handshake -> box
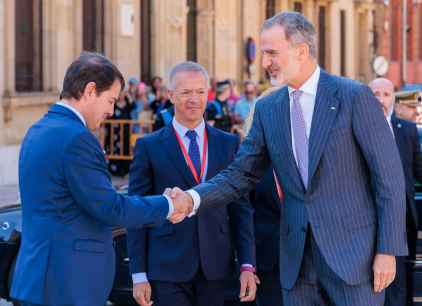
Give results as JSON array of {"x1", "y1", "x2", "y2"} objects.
[{"x1": 163, "y1": 187, "x2": 195, "y2": 224}]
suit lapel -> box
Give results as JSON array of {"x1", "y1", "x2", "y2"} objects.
[
  {"x1": 160, "y1": 125, "x2": 197, "y2": 186},
  {"x1": 391, "y1": 115, "x2": 406, "y2": 160},
  {"x1": 205, "y1": 126, "x2": 220, "y2": 180},
  {"x1": 308, "y1": 71, "x2": 340, "y2": 185}
]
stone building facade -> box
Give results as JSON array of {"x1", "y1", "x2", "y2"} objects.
[{"x1": 0, "y1": 0, "x2": 376, "y2": 184}]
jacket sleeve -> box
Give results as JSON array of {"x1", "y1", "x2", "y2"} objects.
[
  {"x1": 63, "y1": 131, "x2": 169, "y2": 228},
  {"x1": 126, "y1": 138, "x2": 155, "y2": 275},
  {"x1": 352, "y1": 85, "x2": 407, "y2": 256},
  {"x1": 227, "y1": 137, "x2": 256, "y2": 267},
  {"x1": 411, "y1": 124, "x2": 422, "y2": 183}
]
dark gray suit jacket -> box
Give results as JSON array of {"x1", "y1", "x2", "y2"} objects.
[{"x1": 194, "y1": 70, "x2": 408, "y2": 289}]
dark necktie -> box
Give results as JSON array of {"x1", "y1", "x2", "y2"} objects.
[{"x1": 185, "y1": 130, "x2": 201, "y2": 177}]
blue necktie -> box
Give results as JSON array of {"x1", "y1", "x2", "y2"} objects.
[
  {"x1": 291, "y1": 90, "x2": 309, "y2": 187},
  {"x1": 185, "y1": 130, "x2": 201, "y2": 178}
]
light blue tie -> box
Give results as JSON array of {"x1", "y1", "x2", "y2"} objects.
[{"x1": 291, "y1": 90, "x2": 309, "y2": 187}]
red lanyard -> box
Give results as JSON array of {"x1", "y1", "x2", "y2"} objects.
[
  {"x1": 273, "y1": 170, "x2": 284, "y2": 202},
  {"x1": 174, "y1": 128, "x2": 208, "y2": 184}
]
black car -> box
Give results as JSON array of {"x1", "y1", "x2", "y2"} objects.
[{"x1": 2, "y1": 189, "x2": 422, "y2": 306}]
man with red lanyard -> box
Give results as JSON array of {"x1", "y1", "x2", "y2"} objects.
[{"x1": 126, "y1": 61, "x2": 257, "y2": 306}]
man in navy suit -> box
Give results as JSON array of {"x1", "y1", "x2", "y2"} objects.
[
  {"x1": 11, "y1": 52, "x2": 192, "y2": 306},
  {"x1": 370, "y1": 78, "x2": 422, "y2": 306},
  {"x1": 126, "y1": 61, "x2": 257, "y2": 306},
  {"x1": 169, "y1": 12, "x2": 408, "y2": 306}
]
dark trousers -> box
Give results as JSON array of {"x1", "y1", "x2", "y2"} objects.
[
  {"x1": 256, "y1": 269, "x2": 283, "y2": 306},
  {"x1": 150, "y1": 269, "x2": 225, "y2": 306},
  {"x1": 283, "y1": 228, "x2": 385, "y2": 306},
  {"x1": 385, "y1": 256, "x2": 414, "y2": 306}
]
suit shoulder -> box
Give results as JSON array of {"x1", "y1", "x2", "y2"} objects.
[
  {"x1": 209, "y1": 126, "x2": 239, "y2": 144},
  {"x1": 135, "y1": 127, "x2": 164, "y2": 146}
]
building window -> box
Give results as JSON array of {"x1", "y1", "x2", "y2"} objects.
[
  {"x1": 340, "y1": 10, "x2": 346, "y2": 76},
  {"x1": 15, "y1": 0, "x2": 43, "y2": 92},
  {"x1": 266, "y1": 0, "x2": 276, "y2": 19},
  {"x1": 318, "y1": 6, "x2": 326, "y2": 69},
  {"x1": 83, "y1": 0, "x2": 104, "y2": 53},
  {"x1": 293, "y1": 2, "x2": 303, "y2": 13},
  {"x1": 187, "y1": 0, "x2": 197, "y2": 61},
  {"x1": 140, "y1": 0, "x2": 152, "y2": 83}
]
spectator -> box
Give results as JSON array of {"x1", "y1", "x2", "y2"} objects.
[
  {"x1": 208, "y1": 77, "x2": 217, "y2": 101},
  {"x1": 148, "y1": 76, "x2": 163, "y2": 103},
  {"x1": 131, "y1": 82, "x2": 150, "y2": 133},
  {"x1": 108, "y1": 91, "x2": 133, "y2": 177},
  {"x1": 127, "y1": 77, "x2": 139, "y2": 103},
  {"x1": 228, "y1": 79, "x2": 240, "y2": 112},
  {"x1": 234, "y1": 81, "x2": 257, "y2": 126},
  {"x1": 150, "y1": 85, "x2": 172, "y2": 115},
  {"x1": 206, "y1": 79, "x2": 233, "y2": 132}
]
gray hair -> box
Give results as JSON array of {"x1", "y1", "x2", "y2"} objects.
[
  {"x1": 167, "y1": 61, "x2": 210, "y2": 90},
  {"x1": 262, "y1": 11, "x2": 317, "y2": 58}
]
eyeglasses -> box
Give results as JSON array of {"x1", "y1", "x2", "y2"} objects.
[{"x1": 176, "y1": 89, "x2": 208, "y2": 99}]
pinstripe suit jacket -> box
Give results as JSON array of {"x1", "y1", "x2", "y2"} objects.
[{"x1": 194, "y1": 70, "x2": 408, "y2": 289}]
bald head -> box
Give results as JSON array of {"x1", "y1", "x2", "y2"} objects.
[{"x1": 369, "y1": 78, "x2": 395, "y2": 117}]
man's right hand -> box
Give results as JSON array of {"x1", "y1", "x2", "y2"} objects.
[
  {"x1": 133, "y1": 281, "x2": 153, "y2": 306},
  {"x1": 164, "y1": 187, "x2": 194, "y2": 223}
]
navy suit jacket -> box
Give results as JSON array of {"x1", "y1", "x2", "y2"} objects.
[
  {"x1": 11, "y1": 104, "x2": 169, "y2": 306},
  {"x1": 391, "y1": 115, "x2": 422, "y2": 253},
  {"x1": 194, "y1": 70, "x2": 407, "y2": 289},
  {"x1": 126, "y1": 124, "x2": 255, "y2": 282},
  {"x1": 250, "y1": 168, "x2": 281, "y2": 272}
]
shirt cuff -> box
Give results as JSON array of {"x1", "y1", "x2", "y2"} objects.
[
  {"x1": 163, "y1": 194, "x2": 174, "y2": 219},
  {"x1": 186, "y1": 189, "x2": 201, "y2": 217},
  {"x1": 132, "y1": 272, "x2": 148, "y2": 284}
]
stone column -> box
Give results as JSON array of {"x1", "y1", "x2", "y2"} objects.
[
  {"x1": 197, "y1": 0, "x2": 215, "y2": 76},
  {"x1": 0, "y1": 0, "x2": 5, "y2": 144},
  {"x1": 151, "y1": 0, "x2": 187, "y2": 80},
  {"x1": 4, "y1": 0, "x2": 15, "y2": 97}
]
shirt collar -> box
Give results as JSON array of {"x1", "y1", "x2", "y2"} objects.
[
  {"x1": 288, "y1": 65, "x2": 321, "y2": 97},
  {"x1": 56, "y1": 101, "x2": 87, "y2": 127},
  {"x1": 172, "y1": 117, "x2": 205, "y2": 140}
]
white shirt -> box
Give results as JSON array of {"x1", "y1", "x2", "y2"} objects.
[
  {"x1": 56, "y1": 101, "x2": 87, "y2": 126},
  {"x1": 187, "y1": 66, "x2": 321, "y2": 222},
  {"x1": 288, "y1": 66, "x2": 320, "y2": 165}
]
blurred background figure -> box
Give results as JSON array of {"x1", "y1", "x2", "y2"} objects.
[
  {"x1": 127, "y1": 77, "x2": 140, "y2": 103},
  {"x1": 206, "y1": 79, "x2": 233, "y2": 132},
  {"x1": 208, "y1": 77, "x2": 217, "y2": 102},
  {"x1": 150, "y1": 86, "x2": 173, "y2": 131},
  {"x1": 228, "y1": 79, "x2": 240, "y2": 112},
  {"x1": 131, "y1": 82, "x2": 150, "y2": 134},
  {"x1": 149, "y1": 76, "x2": 164, "y2": 104},
  {"x1": 369, "y1": 77, "x2": 422, "y2": 306},
  {"x1": 234, "y1": 81, "x2": 257, "y2": 129},
  {"x1": 107, "y1": 91, "x2": 133, "y2": 177}
]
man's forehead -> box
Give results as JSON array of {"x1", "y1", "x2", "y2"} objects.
[{"x1": 369, "y1": 79, "x2": 394, "y2": 92}]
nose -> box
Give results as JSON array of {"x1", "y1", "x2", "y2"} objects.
[{"x1": 262, "y1": 54, "x2": 271, "y2": 69}]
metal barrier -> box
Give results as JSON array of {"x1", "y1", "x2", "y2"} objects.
[{"x1": 99, "y1": 119, "x2": 154, "y2": 160}]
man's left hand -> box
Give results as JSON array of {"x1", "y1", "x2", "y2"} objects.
[
  {"x1": 373, "y1": 253, "x2": 396, "y2": 293},
  {"x1": 239, "y1": 271, "x2": 260, "y2": 302}
]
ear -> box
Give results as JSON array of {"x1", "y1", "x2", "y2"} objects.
[
  {"x1": 83, "y1": 82, "x2": 97, "y2": 98},
  {"x1": 168, "y1": 90, "x2": 176, "y2": 105},
  {"x1": 297, "y1": 43, "x2": 310, "y2": 61}
]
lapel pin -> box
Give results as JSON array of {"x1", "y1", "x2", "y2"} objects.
[
  {"x1": 330, "y1": 106, "x2": 336, "y2": 110},
  {"x1": 397, "y1": 123, "x2": 402, "y2": 128}
]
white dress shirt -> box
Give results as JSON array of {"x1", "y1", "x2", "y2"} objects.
[
  {"x1": 187, "y1": 66, "x2": 321, "y2": 213},
  {"x1": 288, "y1": 66, "x2": 320, "y2": 165}
]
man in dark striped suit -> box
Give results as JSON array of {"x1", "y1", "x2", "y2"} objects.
[
  {"x1": 168, "y1": 11, "x2": 408, "y2": 306},
  {"x1": 370, "y1": 78, "x2": 422, "y2": 306}
]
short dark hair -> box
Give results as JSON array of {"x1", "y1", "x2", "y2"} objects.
[{"x1": 60, "y1": 52, "x2": 125, "y2": 100}]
